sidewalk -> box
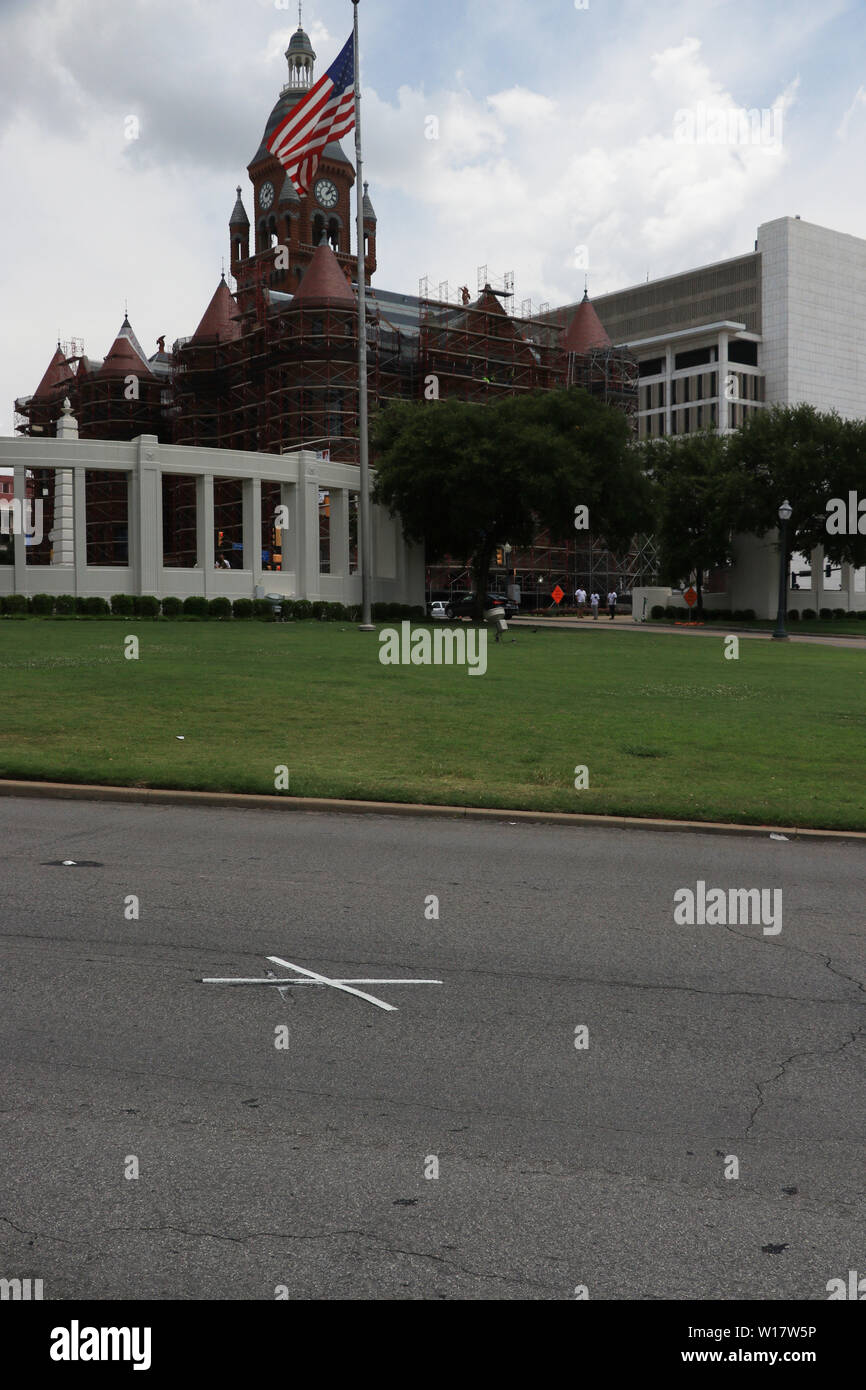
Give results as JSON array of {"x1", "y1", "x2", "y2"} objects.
[{"x1": 511, "y1": 614, "x2": 866, "y2": 650}]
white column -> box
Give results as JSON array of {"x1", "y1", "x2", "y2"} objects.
[
  {"x1": 329, "y1": 487, "x2": 349, "y2": 577},
  {"x1": 13, "y1": 465, "x2": 27, "y2": 590},
  {"x1": 135, "y1": 437, "x2": 161, "y2": 596},
  {"x1": 664, "y1": 344, "x2": 673, "y2": 435},
  {"x1": 73, "y1": 466, "x2": 87, "y2": 593},
  {"x1": 244, "y1": 478, "x2": 261, "y2": 587},
  {"x1": 52, "y1": 470, "x2": 74, "y2": 566},
  {"x1": 841, "y1": 561, "x2": 855, "y2": 611},
  {"x1": 718, "y1": 332, "x2": 729, "y2": 432},
  {"x1": 297, "y1": 456, "x2": 320, "y2": 599},
  {"x1": 279, "y1": 481, "x2": 294, "y2": 579},
  {"x1": 197, "y1": 474, "x2": 214, "y2": 596}
]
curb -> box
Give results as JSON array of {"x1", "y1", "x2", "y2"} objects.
[{"x1": 1, "y1": 778, "x2": 864, "y2": 843}]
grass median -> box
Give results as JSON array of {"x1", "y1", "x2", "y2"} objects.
[{"x1": 1, "y1": 617, "x2": 864, "y2": 829}]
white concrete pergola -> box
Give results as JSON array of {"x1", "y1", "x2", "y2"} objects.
[{"x1": 0, "y1": 404, "x2": 423, "y2": 605}]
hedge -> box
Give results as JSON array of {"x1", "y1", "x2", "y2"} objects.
[
  {"x1": 135, "y1": 595, "x2": 161, "y2": 619},
  {"x1": 30, "y1": 593, "x2": 54, "y2": 615},
  {"x1": 182, "y1": 596, "x2": 209, "y2": 619},
  {"x1": 161, "y1": 596, "x2": 182, "y2": 617},
  {"x1": 111, "y1": 594, "x2": 134, "y2": 616},
  {"x1": 208, "y1": 597, "x2": 232, "y2": 619},
  {"x1": 232, "y1": 598, "x2": 253, "y2": 619}
]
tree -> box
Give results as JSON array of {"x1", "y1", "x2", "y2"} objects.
[
  {"x1": 642, "y1": 430, "x2": 736, "y2": 615},
  {"x1": 372, "y1": 389, "x2": 650, "y2": 618},
  {"x1": 727, "y1": 405, "x2": 866, "y2": 568}
]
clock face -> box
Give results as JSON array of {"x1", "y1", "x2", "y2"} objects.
[
  {"x1": 259, "y1": 181, "x2": 275, "y2": 210},
  {"x1": 314, "y1": 178, "x2": 338, "y2": 209}
]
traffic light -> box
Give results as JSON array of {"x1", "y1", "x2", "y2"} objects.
[{"x1": 495, "y1": 547, "x2": 504, "y2": 566}]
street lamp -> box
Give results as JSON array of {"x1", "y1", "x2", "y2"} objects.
[{"x1": 772, "y1": 500, "x2": 793, "y2": 641}]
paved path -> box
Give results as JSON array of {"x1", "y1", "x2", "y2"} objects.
[
  {"x1": 1, "y1": 796, "x2": 863, "y2": 1299},
  {"x1": 513, "y1": 615, "x2": 866, "y2": 649}
]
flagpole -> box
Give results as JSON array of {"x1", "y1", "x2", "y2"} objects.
[{"x1": 352, "y1": 0, "x2": 374, "y2": 630}]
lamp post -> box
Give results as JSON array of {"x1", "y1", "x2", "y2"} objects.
[{"x1": 772, "y1": 500, "x2": 792, "y2": 640}]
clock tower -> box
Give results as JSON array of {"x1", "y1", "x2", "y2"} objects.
[{"x1": 234, "y1": 16, "x2": 376, "y2": 303}]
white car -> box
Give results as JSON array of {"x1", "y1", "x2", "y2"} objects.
[{"x1": 428, "y1": 600, "x2": 449, "y2": 620}]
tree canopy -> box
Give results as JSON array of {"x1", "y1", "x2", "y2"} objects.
[{"x1": 372, "y1": 388, "x2": 651, "y2": 615}]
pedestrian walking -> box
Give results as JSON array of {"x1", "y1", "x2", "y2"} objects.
[
  {"x1": 607, "y1": 589, "x2": 618, "y2": 620},
  {"x1": 575, "y1": 586, "x2": 586, "y2": 618},
  {"x1": 590, "y1": 592, "x2": 599, "y2": 620}
]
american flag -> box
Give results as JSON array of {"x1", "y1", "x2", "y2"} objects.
[{"x1": 268, "y1": 33, "x2": 356, "y2": 197}]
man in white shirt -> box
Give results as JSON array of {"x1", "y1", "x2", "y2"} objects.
[
  {"x1": 590, "y1": 592, "x2": 600, "y2": 619},
  {"x1": 607, "y1": 590, "x2": 618, "y2": 620},
  {"x1": 575, "y1": 586, "x2": 586, "y2": 618}
]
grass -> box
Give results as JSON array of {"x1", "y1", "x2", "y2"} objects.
[{"x1": 1, "y1": 617, "x2": 865, "y2": 830}]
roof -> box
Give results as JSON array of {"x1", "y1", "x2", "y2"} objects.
[
  {"x1": 362, "y1": 181, "x2": 377, "y2": 222},
  {"x1": 287, "y1": 26, "x2": 315, "y2": 55},
  {"x1": 99, "y1": 316, "x2": 154, "y2": 377},
  {"x1": 279, "y1": 173, "x2": 300, "y2": 205},
  {"x1": 229, "y1": 186, "x2": 250, "y2": 227},
  {"x1": 292, "y1": 241, "x2": 356, "y2": 307},
  {"x1": 192, "y1": 276, "x2": 242, "y2": 343},
  {"x1": 562, "y1": 292, "x2": 611, "y2": 353},
  {"x1": 33, "y1": 345, "x2": 75, "y2": 399}
]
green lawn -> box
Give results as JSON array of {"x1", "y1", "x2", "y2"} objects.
[{"x1": 1, "y1": 617, "x2": 864, "y2": 829}]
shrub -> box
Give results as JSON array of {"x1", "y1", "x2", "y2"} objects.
[
  {"x1": 292, "y1": 599, "x2": 313, "y2": 620},
  {"x1": 325, "y1": 602, "x2": 346, "y2": 621},
  {"x1": 843, "y1": 609, "x2": 859, "y2": 620},
  {"x1": 801, "y1": 608, "x2": 816, "y2": 620},
  {"x1": 819, "y1": 607, "x2": 833, "y2": 620},
  {"x1": 832, "y1": 607, "x2": 846, "y2": 620},
  {"x1": 135, "y1": 595, "x2": 161, "y2": 619},
  {"x1": 182, "y1": 596, "x2": 209, "y2": 619},
  {"x1": 84, "y1": 596, "x2": 110, "y2": 616},
  {"x1": 232, "y1": 598, "x2": 253, "y2": 620},
  {"x1": 311, "y1": 601, "x2": 329, "y2": 621},
  {"x1": 857, "y1": 609, "x2": 866, "y2": 621},
  {"x1": 253, "y1": 598, "x2": 273, "y2": 620},
  {"x1": 409, "y1": 605, "x2": 425, "y2": 621},
  {"x1": 110, "y1": 593, "x2": 134, "y2": 616},
  {"x1": 663, "y1": 605, "x2": 678, "y2": 621},
  {"x1": 54, "y1": 594, "x2": 76, "y2": 615},
  {"x1": 161, "y1": 596, "x2": 182, "y2": 617},
  {"x1": 786, "y1": 609, "x2": 800, "y2": 622},
  {"x1": 651, "y1": 605, "x2": 666, "y2": 620},
  {"x1": 30, "y1": 593, "x2": 54, "y2": 615},
  {"x1": 75, "y1": 596, "x2": 88, "y2": 614},
  {"x1": 741, "y1": 609, "x2": 756, "y2": 621},
  {"x1": 2, "y1": 593, "x2": 28, "y2": 615},
  {"x1": 208, "y1": 596, "x2": 232, "y2": 620}
]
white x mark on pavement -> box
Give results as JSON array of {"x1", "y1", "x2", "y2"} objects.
[{"x1": 201, "y1": 955, "x2": 443, "y2": 1012}]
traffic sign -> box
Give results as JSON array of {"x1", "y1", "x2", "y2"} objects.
[
  {"x1": 684, "y1": 586, "x2": 698, "y2": 608},
  {"x1": 552, "y1": 585, "x2": 564, "y2": 605}
]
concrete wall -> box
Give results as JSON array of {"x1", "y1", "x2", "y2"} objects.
[
  {"x1": 0, "y1": 427, "x2": 424, "y2": 608},
  {"x1": 635, "y1": 534, "x2": 866, "y2": 620},
  {"x1": 758, "y1": 216, "x2": 866, "y2": 418}
]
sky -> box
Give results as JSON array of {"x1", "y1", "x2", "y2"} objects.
[{"x1": 1, "y1": 0, "x2": 865, "y2": 434}]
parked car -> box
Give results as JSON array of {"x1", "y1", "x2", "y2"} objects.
[
  {"x1": 427, "y1": 600, "x2": 449, "y2": 620},
  {"x1": 446, "y1": 591, "x2": 520, "y2": 619}
]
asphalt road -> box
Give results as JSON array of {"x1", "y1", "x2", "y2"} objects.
[{"x1": 1, "y1": 796, "x2": 864, "y2": 1301}]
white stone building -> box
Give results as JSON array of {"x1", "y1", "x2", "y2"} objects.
[{"x1": 558, "y1": 216, "x2": 866, "y2": 618}]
